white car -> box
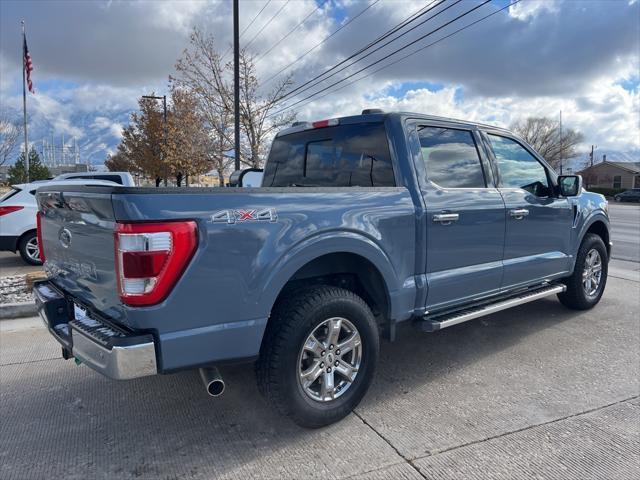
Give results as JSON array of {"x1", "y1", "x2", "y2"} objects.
[
  {"x1": 53, "y1": 171, "x2": 135, "y2": 186},
  {"x1": 0, "y1": 178, "x2": 121, "y2": 265}
]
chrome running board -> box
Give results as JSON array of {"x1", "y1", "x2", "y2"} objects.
[{"x1": 418, "y1": 284, "x2": 566, "y2": 332}]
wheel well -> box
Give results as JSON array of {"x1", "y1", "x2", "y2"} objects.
[
  {"x1": 273, "y1": 252, "x2": 390, "y2": 323},
  {"x1": 17, "y1": 229, "x2": 37, "y2": 249},
  {"x1": 585, "y1": 221, "x2": 610, "y2": 257}
]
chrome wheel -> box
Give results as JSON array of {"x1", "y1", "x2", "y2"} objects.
[
  {"x1": 297, "y1": 317, "x2": 362, "y2": 402},
  {"x1": 582, "y1": 248, "x2": 602, "y2": 297},
  {"x1": 25, "y1": 236, "x2": 40, "y2": 262}
]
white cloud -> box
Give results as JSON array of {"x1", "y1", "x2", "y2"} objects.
[
  {"x1": 509, "y1": 0, "x2": 561, "y2": 21},
  {"x1": 0, "y1": 0, "x2": 638, "y2": 166}
]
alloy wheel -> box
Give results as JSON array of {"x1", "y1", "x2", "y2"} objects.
[
  {"x1": 297, "y1": 317, "x2": 362, "y2": 402},
  {"x1": 582, "y1": 248, "x2": 602, "y2": 297}
]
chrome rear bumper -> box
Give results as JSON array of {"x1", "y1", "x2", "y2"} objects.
[{"x1": 34, "y1": 280, "x2": 157, "y2": 380}]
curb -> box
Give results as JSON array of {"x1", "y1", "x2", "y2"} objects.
[{"x1": 0, "y1": 302, "x2": 37, "y2": 320}]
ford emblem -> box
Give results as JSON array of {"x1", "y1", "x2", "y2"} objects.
[{"x1": 59, "y1": 228, "x2": 72, "y2": 249}]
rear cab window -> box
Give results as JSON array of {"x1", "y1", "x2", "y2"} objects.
[{"x1": 262, "y1": 123, "x2": 395, "y2": 187}]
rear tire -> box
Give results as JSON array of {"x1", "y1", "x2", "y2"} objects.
[
  {"x1": 558, "y1": 233, "x2": 607, "y2": 310},
  {"x1": 256, "y1": 286, "x2": 379, "y2": 428},
  {"x1": 18, "y1": 231, "x2": 42, "y2": 266}
]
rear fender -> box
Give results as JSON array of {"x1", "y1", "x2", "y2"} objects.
[{"x1": 259, "y1": 231, "x2": 402, "y2": 319}]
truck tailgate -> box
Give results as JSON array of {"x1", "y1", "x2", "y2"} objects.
[{"x1": 37, "y1": 190, "x2": 122, "y2": 320}]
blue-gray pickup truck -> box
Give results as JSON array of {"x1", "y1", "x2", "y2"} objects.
[{"x1": 35, "y1": 110, "x2": 610, "y2": 427}]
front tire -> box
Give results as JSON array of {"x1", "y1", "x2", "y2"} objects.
[
  {"x1": 256, "y1": 286, "x2": 379, "y2": 428},
  {"x1": 18, "y1": 231, "x2": 42, "y2": 266},
  {"x1": 558, "y1": 233, "x2": 608, "y2": 310}
]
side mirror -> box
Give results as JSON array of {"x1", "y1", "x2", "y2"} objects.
[
  {"x1": 558, "y1": 175, "x2": 582, "y2": 197},
  {"x1": 228, "y1": 168, "x2": 264, "y2": 187}
]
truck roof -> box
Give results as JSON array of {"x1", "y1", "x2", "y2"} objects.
[{"x1": 277, "y1": 110, "x2": 512, "y2": 137}]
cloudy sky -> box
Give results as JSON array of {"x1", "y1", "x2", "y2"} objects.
[{"x1": 1, "y1": 0, "x2": 638, "y2": 168}]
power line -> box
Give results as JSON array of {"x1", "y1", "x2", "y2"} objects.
[
  {"x1": 222, "y1": 0, "x2": 273, "y2": 61},
  {"x1": 256, "y1": 0, "x2": 329, "y2": 62},
  {"x1": 244, "y1": 0, "x2": 291, "y2": 50},
  {"x1": 241, "y1": 0, "x2": 273, "y2": 39},
  {"x1": 271, "y1": 0, "x2": 522, "y2": 118},
  {"x1": 269, "y1": 0, "x2": 495, "y2": 117},
  {"x1": 263, "y1": 0, "x2": 382, "y2": 85},
  {"x1": 277, "y1": 0, "x2": 455, "y2": 104}
]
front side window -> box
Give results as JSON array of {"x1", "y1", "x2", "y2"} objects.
[
  {"x1": 417, "y1": 126, "x2": 486, "y2": 188},
  {"x1": 262, "y1": 123, "x2": 395, "y2": 187},
  {"x1": 488, "y1": 134, "x2": 550, "y2": 196},
  {"x1": 613, "y1": 175, "x2": 622, "y2": 189}
]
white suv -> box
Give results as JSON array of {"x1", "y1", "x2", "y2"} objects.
[{"x1": 0, "y1": 178, "x2": 120, "y2": 265}]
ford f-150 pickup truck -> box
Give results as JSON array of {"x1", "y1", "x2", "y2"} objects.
[{"x1": 35, "y1": 111, "x2": 610, "y2": 427}]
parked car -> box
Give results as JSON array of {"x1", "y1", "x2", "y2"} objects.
[
  {"x1": 53, "y1": 171, "x2": 135, "y2": 186},
  {"x1": 613, "y1": 188, "x2": 640, "y2": 202},
  {"x1": 35, "y1": 111, "x2": 610, "y2": 427},
  {"x1": 0, "y1": 178, "x2": 122, "y2": 265}
]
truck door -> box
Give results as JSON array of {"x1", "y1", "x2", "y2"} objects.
[
  {"x1": 415, "y1": 124, "x2": 506, "y2": 310},
  {"x1": 483, "y1": 132, "x2": 573, "y2": 288}
]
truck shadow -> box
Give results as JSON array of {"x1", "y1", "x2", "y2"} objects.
[{"x1": 4, "y1": 296, "x2": 612, "y2": 479}]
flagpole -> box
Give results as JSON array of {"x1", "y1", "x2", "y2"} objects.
[{"x1": 21, "y1": 20, "x2": 29, "y2": 182}]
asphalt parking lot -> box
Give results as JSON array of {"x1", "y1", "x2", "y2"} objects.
[{"x1": 1, "y1": 203, "x2": 639, "y2": 479}]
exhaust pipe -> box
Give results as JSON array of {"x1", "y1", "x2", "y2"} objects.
[{"x1": 199, "y1": 367, "x2": 225, "y2": 397}]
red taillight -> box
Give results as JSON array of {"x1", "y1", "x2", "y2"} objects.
[
  {"x1": 36, "y1": 211, "x2": 45, "y2": 262},
  {"x1": 114, "y1": 221, "x2": 198, "y2": 306},
  {"x1": 0, "y1": 206, "x2": 23, "y2": 216},
  {"x1": 312, "y1": 118, "x2": 339, "y2": 128}
]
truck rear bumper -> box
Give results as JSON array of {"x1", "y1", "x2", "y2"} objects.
[{"x1": 34, "y1": 280, "x2": 157, "y2": 380}]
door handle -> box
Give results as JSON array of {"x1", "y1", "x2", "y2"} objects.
[
  {"x1": 509, "y1": 208, "x2": 529, "y2": 219},
  {"x1": 433, "y1": 213, "x2": 459, "y2": 224}
]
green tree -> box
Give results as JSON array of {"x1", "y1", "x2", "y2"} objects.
[{"x1": 8, "y1": 148, "x2": 50, "y2": 183}]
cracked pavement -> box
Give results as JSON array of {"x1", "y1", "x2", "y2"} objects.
[{"x1": 1, "y1": 204, "x2": 639, "y2": 479}]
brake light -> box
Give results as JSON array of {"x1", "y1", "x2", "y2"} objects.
[
  {"x1": 312, "y1": 118, "x2": 339, "y2": 128},
  {"x1": 0, "y1": 206, "x2": 23, "y2": 216},
  {"x1": 36, "y1": 212, "x2": 45, "y2": 262},
  {"x1": 114, "y1": 221, "x2": 198, "y2": 306}
]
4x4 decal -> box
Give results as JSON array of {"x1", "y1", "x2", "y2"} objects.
[{"x1": 210, "y1": 208, "x2": 278, "y2": 224}]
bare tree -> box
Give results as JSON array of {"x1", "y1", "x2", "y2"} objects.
[
  {"x1": 511, "y1": 117, "x2": 584, "y2": 170},
  {"x1": 173, "y1": 29, "x2": 234, "y2": 185},
  {"x1": 238, "y1": 50, "x2": 296, "y2": 168},
  {"x1": 173, "y1": 28, "x2": 296, "y2": 179},
  {"x1": 0, "y1": 111, "x2": 21, "y2": 167}
]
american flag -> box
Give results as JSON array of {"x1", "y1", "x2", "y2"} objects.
[{"x1": 23, "y1": 35, "x2": 34, "y2": 94}]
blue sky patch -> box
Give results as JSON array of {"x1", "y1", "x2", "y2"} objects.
[{"x1": 385, "y1": 81, "x2": 445, "y2": 98}]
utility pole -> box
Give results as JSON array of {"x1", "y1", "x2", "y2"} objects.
[
  {"x1": 559, "y1": 110, "x2": 563, "y2": 175},
  {"x1": 233, "y1": 0, "x2": 241, "y2": 172}
]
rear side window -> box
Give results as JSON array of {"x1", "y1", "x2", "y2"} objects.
[
  {"x1": 0, "y1": 188, "x2": 21, "y2": 202},
  {"x1": 417, "y1": 126, "x2": 486, "y2": 188},
  {"x1": 262, "y1": 123, "x2": 395, "y2": 187}
]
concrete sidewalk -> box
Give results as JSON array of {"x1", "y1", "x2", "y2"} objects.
[{"x1": 1, "y1": 275, "x2": 638, "y2": 479}]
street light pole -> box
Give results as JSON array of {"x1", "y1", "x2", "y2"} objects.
[{"x1": 233, "y1": 0, "x2": 241, "y2": 172}]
